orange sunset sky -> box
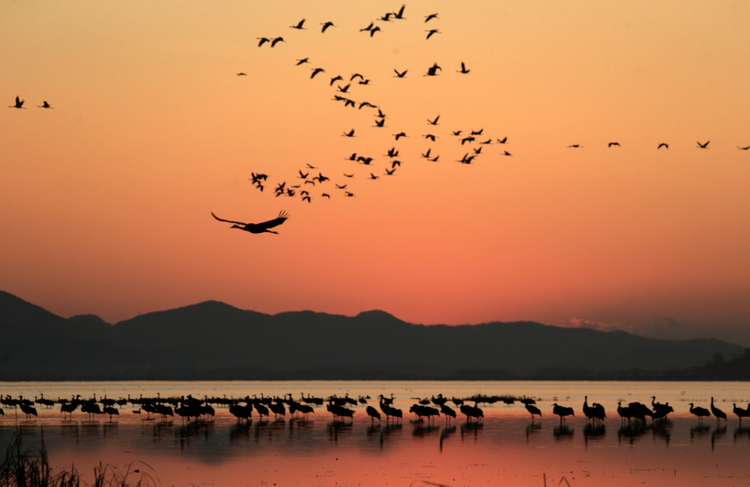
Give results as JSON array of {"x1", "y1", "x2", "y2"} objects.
[{"x1": 2, "y1": 1, "x2": 750, "y2": 345}]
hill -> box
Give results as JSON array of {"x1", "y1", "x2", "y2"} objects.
[{"x1": 0, "y1": 290, "x2": 745, "y2": 380}]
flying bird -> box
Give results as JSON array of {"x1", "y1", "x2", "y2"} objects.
[
  {"x1": 658, "y1": 143, "x2": 669, "y2": 149},
  {"x1": 343, "y1": 173, "x2": 354, "y2": 178},
  {"x1": 738, "y1": 145, "x2": 750, "y2": 150},
  {"x1": 423, "y1": 134, "x2": 437, "y2": 141},
  {"x1": 425, "y1": 29, "x2": 441, "y2": 39},
  {"x1": 342, "y1": 129, "x2": 356, "y2": 137},
  {"x1": 360, "y1": 22, "x2": 374, "y2": 32},
  {"x1": 393, "y1": 132, "x2": 407, "y2": 140},
  {"x1": 320, "y1": 21, "x2": 335, "y2": 33},
  {"x1": 393, "y1": 4, "x2": 406, "y2": 19},
  {"x1": 425, "y1": 63, "x2": 442, "y2": 76},
  {"x1": 374, "y1": 118, "x2": 385, "y2": 127},
  {"x1": 497, "y1": 137, "x2": 507, "y2": 144},
  {"x1": 427, "y1": 115, "x2": 440, "y2": 125},
  {"x1": 296, "y1": 58, "x2": 309, "y2": 66},
  {"x1": 608, "y1": 142, "x2": 620, "y2": 147},
  {"x1": 271, "y1": 37, "x2": 284, "y2": 47},
  {"x1": 211, "y1": 211, "x2": 290, "y2": 234},
  {"x1": 394, "y1": 69, "x2": 408, "y2": 78},
  {"x1": 568, "y1": 144, "x2": 581, "y2": 148},
  {"x1": 9, "y1": 96, "x2": 24, "y2": 109},
  {"x1": 310, "y1": 67, "x2": 325, "y2": 79},
  {"x1": 38, "y1": 101, "x2": 53, "y2": 109},
  {"x1": 425, "y1": 13, "x2": 439, "y2": 22},
  {"x1": 290, "y1": 19, "x2": 306, "y2": 30},
  {"x1": 236, "y1": 72, "x2": 247, "y2": 76},
  {"x1": 257, "y1": 37, "x2": 270, "y2": 47},
  {"x1": 370, "y1": 26, "x2": 381, "y2": 37},
  {"x1": 369, "y1": 173, "x2": 380, "y2": 180},
  {"x1": 697, "y1": 140, "x2": 710, "y2": 148},
  {"x1": 330, "y1": 75, "x2": 343, "y2": 86},
  {"x1": 457, "y1": 62, "x2": 470, "y2": 74}
]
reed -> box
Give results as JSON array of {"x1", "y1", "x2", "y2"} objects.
[{"x1": 0, "y1": 431, "x2": 156, "y2": 487}]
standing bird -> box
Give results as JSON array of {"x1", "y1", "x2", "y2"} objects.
[
  {"x1": 733, "y1": 403, "x2": 750, "y2": 424},
  {"x1": 552, "y1": 403, "x2": 574, "y2": 424},
  {"x1": 9, "y1": 96, "x2": 25, "y2": 109},
  {"x1": 710, "y1": 397, "x2": 726, "y2": 423},
  {"x1": 689, "y1": 403, "x2": 711, "y2": 424},
  {"x1": 525, "y1": 403, "x2": 542, "y2": 421},
  {"x1": 366, "y1": 406, "x2": 381, "y2": 422},
  {"x1": 211, "y1": 211, "x2": 290, "y2": 234}
]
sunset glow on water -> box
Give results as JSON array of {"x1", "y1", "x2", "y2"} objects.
[{"x1": 2, "y1": 381, "x2": 750, "y2": 486}]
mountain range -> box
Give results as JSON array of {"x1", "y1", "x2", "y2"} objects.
[{"x1": 0, "y1": 290, "x2": 745, "y2": 381}]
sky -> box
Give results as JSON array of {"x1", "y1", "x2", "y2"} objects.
[{"x1": 2, "y1": 0, "x2": 750, "y2": 346}]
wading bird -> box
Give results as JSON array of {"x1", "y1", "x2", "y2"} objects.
[{"x1": 211, "y1": 211, "x2": 290, "y2": 234}]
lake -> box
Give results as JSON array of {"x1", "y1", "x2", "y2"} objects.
[{"x1": 2, "y1": 381, "x2": 750, "y2": 486}]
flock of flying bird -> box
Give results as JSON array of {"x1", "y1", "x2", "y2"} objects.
[
  {"x1": 210, "y1": 4, "x2": 750, "y2": 235},
  {"x1": 3, "y1": 392, "x2": 750, "y2": 430},
  {"x1": 8, "y1": 5, "x2": 749, "y2": 235}
]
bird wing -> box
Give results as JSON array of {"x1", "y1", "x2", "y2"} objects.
[
  {"x1": 258, "y1": 211, "x2": 290, "y2": 229},
  {"x1": 211, "y1": 212, "x2": 248, "y2": 225}
]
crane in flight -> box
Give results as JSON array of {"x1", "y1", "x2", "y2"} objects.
[
  {"x1": 9, "y1": 96, "x2": 24, "y2": 109},
  {"x1": 211, "y1": 211, "x2": 290, "y2": 234}
]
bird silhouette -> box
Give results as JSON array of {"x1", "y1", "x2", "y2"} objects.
[
  {"x1": 426, "y1": 29, "x2": 440, "y2": 39},
  {"x1": 271, "y1": 37, "x2": 284, "y2": 47},
  {"x1": 689, "y1": 403, "x2": 711, "y2": 425},
  {"x1": 298, "y1": 170, "x2": 309, "y2": 179},
  {"x1": 343, "y1": 173, "x2": 354, "y2": 178},
  {"x1": 393, "y1": 132, "x2": 407, "y2": 140},
  {"x1": 290, "y1": 19, "x2": 306, "y2": 30},
  {"x1": 330, "y1": 75, "x2": 343, "y2": 86},
  {"x1": 236, "y1": 72, "x2": 247, "y2": 76},
  {"x1": 457, "y1": 62, "x2": 470, "y2": 74},
  {"x1": 428, "y1": 155, "x2": 440, "y2": 162},
  {"x1": 370, "y1": 26, "x2": 381, "y2": 36},
  {"x1": 425, "y1": 63, "x2": 442, "y2": 76},
  {"x1": 424, "y1": 134, "x2": 437, "y2": 141},
  {"x1": 393, "y1": 4, "x2": 406, "y2": 19},
  {"x1": 568, "y1": 144, "x2": 581, "y2": 148},
  {"x1": 38, "y1": 101, "x2": 53, "y2": 109},
  {"x1": 211, "y1": 211, "x2": 290, "y2": 234},
  {"x1": 9, "y1": 96, "x2": 24, "y2": 109},
  {"x1": 425, "y1": 13, "x2": 439, "y2": 22},
  {"x1": 359, "y1": 101, "x2": 377, "y2": 109},
  {"x1": 366, "y1": 405, "x2": 381, "y2": 422},
  {"x1": 385, "y1": 168, "x2": 396, "y2": 175},
  {"x1": 379, "y1": 13, "x2": 393, "y2": 22},
  {"x1": 310, "y1": 67, "x2": 325, "y2": 79},
  {"x1": 342, "y1": 129, "x2": 355, "y2": 137},
  {"x1": 608, "y1": 142, "x2": 620, "y2": 147},
  {"x1": 739, "y1": 145, "x2": 750, "y2": 150},
  {"x1": 337, "y1": 83, "x2": 351, "y2": 93},
  {"x1": 369, "y1": 173, "x2": 380, "y2": 180},
  {"x1": 658, "y1": 143, "x2": 669, "y2": 149},
  {"x1": 320, "y1": 21, "x2": 335, "y2": 33},
  {"x1": 697, "y1": 140, "x2": 710, "y2": 148},
  {"x1": 257, "y1": 37, "x2": 270, "y2": 47},
  {"x1": 360, "y1": 22, "x2": 374, "y2": 32},
  {"x1": 471, "y1": 128, "x2": 483, "y2": 135},
  {"x1": 710, "y1": 397, "x2": 726, "y2": 423},
  {"x1": 526, "y1": 403, "x2": 542, "y2": 421},
  {"x1": 427, "y1": 115, "x2": 440, "y2": 125},
  {"x1": 296, "y1": 58, "x2": 309, "y2": 66},
  {"x1": 394, "y1": 69, "x2": 408, "y2": 78},
  {"x1": 552, "y1": 403, "x2": 574, "y2": 424},
  {"x1": 497, "y1": 137, "x2": 507, "y2": 143},
  {"x1": 421, "y1": 149, "x2": 432, "y2": 158}
]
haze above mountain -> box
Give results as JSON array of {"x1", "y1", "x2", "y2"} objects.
[{"x1": 0, "y1": 290, "x2": 744, "y2": 381}]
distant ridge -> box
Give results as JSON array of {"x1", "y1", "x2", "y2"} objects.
[{"x1": 0, "y1": 290, "x2": 745, "y2": 381}]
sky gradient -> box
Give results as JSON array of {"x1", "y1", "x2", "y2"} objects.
[{"x1": 2, "y1": 1, "x2": 750, "y2": 345}]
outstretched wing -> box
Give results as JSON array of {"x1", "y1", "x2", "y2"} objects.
[
  {"x1": 211, "y1": 212, "x2": 247, "y2": 225},
  {"x1": 257, "y1": 210, "x2": 290, "y2": 230}
]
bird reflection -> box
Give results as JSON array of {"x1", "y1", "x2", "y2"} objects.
[
  {"x1": 711, "y1": 425, "x2": 727, "y2": 451},
  {"x1": 690, "y1": 424, "x2": 710, "y2": 441},
  {"x1": 525, "y1": 422, "x2": 541, "y2": 442},
  {"x1": 733, "y1": 426, "x2": 750, "y2": 443},
  {"x1": 651, "y1": 419, "x2": 672, "y2": 446},
  {"x1": 439, "y1": 425, "x2": 457, "y2": 451},
  {"x1": 327, "y1": 420, "x2": 353, "y2": 442},
  {"x1": 229, "y1": 421, "x2": 252, "y2": 442},
  {"x1": 460, "y1": 421, "x2": 483, "y2": 441},
  {"x1": 582, "y1": 423, "x2": 605, "y2": 448},
  {"x1": 553, "y1": 425, "x2": 574, "y2": 439},
  {"x1": 412, "y1": 423, "x2": 439, "y2": 438},
  {"x1": 618, "y1": 422, "x2": 648, "y2": 445}
]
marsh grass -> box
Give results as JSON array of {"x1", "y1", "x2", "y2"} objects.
[{"x1": 0, "y1": 430, "x2": 157, "y2": 487}]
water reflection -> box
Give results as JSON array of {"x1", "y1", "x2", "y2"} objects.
[
  {"x1": 553, "y1": 425, "x2": 574, "y2": 439},
  {"x1": 525, "y1": 422, "x2": 541, "y2": 442},
  {"x1": 460, "y1": 421, "x2": 483, "y2": 442},
  {"x1": 733, "y1": 426, "x2": 750, "y2": 443},
  {"x1": 583, "y1": 423, "x2": 605, "y2": 448},
  {"x1": 439, "y1": 425, "x2": 456, "y2": 451},
  {"x1": 710, "y1": 425, "x2": 727, "y2": 451}
]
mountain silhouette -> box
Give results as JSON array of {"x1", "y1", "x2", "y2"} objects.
[{"x1": 0, "y1": 290, "x2": 744, "y2": 380}]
